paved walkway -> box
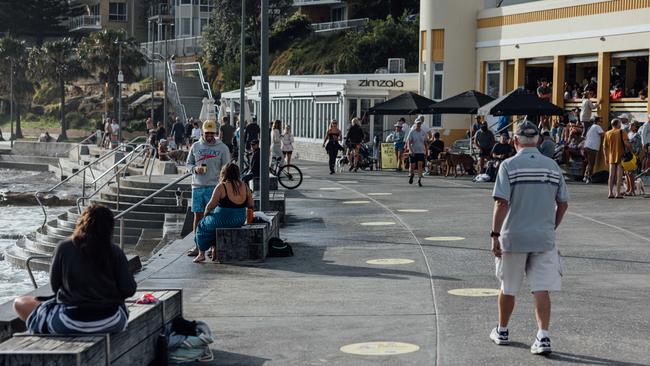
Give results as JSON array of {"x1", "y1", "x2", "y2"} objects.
[{"x1": 137, "y1": 161, "x2": 650, "y2": 365}]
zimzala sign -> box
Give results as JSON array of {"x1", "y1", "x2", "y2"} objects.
[{"x1": 358, "y1": 79, "x2": 404, "y2": 88}]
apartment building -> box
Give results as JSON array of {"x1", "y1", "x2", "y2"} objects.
[{"x1": 68, "y1": 0, "x2": 147, "y2": 41}]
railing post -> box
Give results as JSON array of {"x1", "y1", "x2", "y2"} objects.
[
  {"x1": 116, "y1": 174, "x2": 120, "y2": 212},
  {"x1": 81, "y1": 169, "x2": 86, "y2": 207},
  {"x1": 120, "y1": 218, "x2": 124, "y2": 250}
]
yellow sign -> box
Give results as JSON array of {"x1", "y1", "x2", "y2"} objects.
[
  {"x1": 380, "y1": 143, "x2": 398, "y2": 169},
  {"x1": 366, "y1": 259, "x2": 415, "y2": 265},
  {"x1": 448, "y1": 288, "x2": 500, "y2": 297},
  {"x1": 340, "y1": 342, "x2": 420, "y2": 356},
  {"x1": 424, "y1": 236, "x2": 465, "y2": 241}
]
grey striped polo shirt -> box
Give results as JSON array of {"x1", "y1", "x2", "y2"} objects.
[{"x1": 492, "y1": 147, "x2": 569, "y2": 253}]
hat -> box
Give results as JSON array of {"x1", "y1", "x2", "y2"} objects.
[
  {"x1": 202, "y1": 120, "x2": 218, "y2": 133},
  {"x1": 515, "y1": 120, "x2": 539, "y2": 137},
  {"x1": 415, "y1": 115, "x2": 424, "y2": 124},
  {"x1": 617, "y1": 113, "x2": 632, "y2": 121}
]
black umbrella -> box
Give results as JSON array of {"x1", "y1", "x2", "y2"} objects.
[
  {"x1": 427, "y1": 90, "x2": 494, "y2": 114},
  {"x1": 368, "y1": 92, "x2": 436, "y2": 115},
  {"x1": 477, "y1": 87, "x2": 564, "y2": 116}
]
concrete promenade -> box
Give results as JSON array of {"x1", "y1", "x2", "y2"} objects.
[{"x1": 138, "y1": 160, "x2": 650, "y2": 365}]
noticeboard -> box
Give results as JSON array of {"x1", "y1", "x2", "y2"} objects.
[{"x1": 380, "y1": 143, "x2": 397, "y2": 169}]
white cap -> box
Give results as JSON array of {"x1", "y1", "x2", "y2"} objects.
[{"x1": 415, "y1": 115, "x2": 425, "y2": 124}]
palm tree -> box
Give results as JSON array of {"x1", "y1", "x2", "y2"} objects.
[
  {"x1": 79, "y1": 29, "x2": 145, "y2": 124},
  {"x1": 0, "y1": 36, "x2": 33, "y2": 139},
  {"x1": 29, "y1": 38, "x2": 85, "y2": 141}
]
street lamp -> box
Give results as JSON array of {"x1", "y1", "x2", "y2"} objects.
[{"x1": 117, "y1": 42, "x2": 124, "y2": 143}]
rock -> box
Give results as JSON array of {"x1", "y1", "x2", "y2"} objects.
[{"x1": 0, "y1": 191, "x2": 76, "y2": 206}]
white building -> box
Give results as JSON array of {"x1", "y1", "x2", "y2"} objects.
[{"x1": 222, "y1": 73, "x2": 418, "y2": 161}]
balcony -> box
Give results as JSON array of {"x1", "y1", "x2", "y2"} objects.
[
  {"x1": 69, "y1": 15, "x2": 101, "y2": 32},
  {"x1": 148, "y1": 3, "x2": 174, "y2": 22},
  {"x1": 312, "y1": 18, "x2": 368, "y2": 33},
  {"x1": 294, "y1": 0, "x2": 343, "y2": 6},
  {"x1": 140, "y1": 36, "x2": 204, "y2": 59}
]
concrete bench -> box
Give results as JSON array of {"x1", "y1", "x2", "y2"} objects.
[
  {"x1": 0, "y1": 289, "x2": 182, "y2": 366},
  {"x1": 215, "y1": 211, "x2": 280, "y2": 262},
  {"x1": 249, "y1": 176, "x2": 278, "y2": 191},
  {"x1": 253, "y1": 191, "x2": 286, "y2": 226}
]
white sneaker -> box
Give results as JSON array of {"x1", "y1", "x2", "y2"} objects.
[
  {"x1": 489, "y1": 327, "x2": 510, "y2": 345},
  {"x1": 530, "y1": 336, "x2": 552, "y2": 355}
]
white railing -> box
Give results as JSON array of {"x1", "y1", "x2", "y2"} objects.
[
  {"x1": 294, "y1": 0, "x2": 342, "y2": 5},
  {"x1": 167, "y1": 61, "x2": 188, "y2": 124},
  {"x1": 312, "y1": 18, "x2": 368, "y2": 33},
  {"x1": 176, "y1": 62, "x2": 213, "y2": 100},
  {"x1": 69, "y1": 15, "x2": 101, "y2": 31},
  {"x1": 140, "y1": 36, "x2": 203, "y2": 58}
]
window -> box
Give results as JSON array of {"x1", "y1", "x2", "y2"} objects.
[
  {"x1": 109, "y1": 2, "x2": 127, "y2": 21},
  {"x1": 200, "y1": 18, "x2": 209, "y2": 32},
  {"x1": 200, "y1": 0, "x2": 213, "y2": 13},
  {"x1": 331, "y1": 7, "x2": 345, "y2": 22},
  {"x1": 431, "y1": 62, "x2": 444, "y2": 127},
  {"x1": 180, "y1": 18, "x2": 191, "y2": 36},
  {"x1": 486, "y1": 62, "x2": 501, "y2": 98}
]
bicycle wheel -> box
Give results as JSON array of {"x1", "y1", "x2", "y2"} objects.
[{"x1": 277, "y1": 164, "x2": 303, "y2": 189}]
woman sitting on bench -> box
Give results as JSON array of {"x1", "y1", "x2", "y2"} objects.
[
  {"x1": 194, "y1": 163, "x2": 254, "y2": 263},
  {"x1": 14, "y1": 204, "x2": 137, "y2": 334}
]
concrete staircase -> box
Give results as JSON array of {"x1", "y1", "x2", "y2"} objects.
[
  {"x1": 172, "y1": 75, "x2": 207, "y2": 121},
  {"x1": 4, "y1": 172, "x2": 192, "y2": 272}
]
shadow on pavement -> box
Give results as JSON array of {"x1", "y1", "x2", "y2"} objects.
[
  {"x1": 197, "y1": 350, "x2": 270, "y2": 365},
  {"x1": 508, "y1": 342, "x2": 649, "y2": 366}
]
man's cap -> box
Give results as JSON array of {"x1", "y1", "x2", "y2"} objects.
[
  {"x1": 617, "y1": 113, "x2": 632, "y2": 120},
  {"x1": 415, "y1": 115, "x2": 425, "y2": 123},
  {"x1": 515, "y1": 120, "x2": 539, "y2": 137},
  {"x1": 202, "y1": 120, "x2": 218, "y2": 133}
]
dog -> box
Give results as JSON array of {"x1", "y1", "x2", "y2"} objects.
[
  {"x1": 624, "y1": 178, "x2": 646, "y2": 195},
  {"x1": 335, "y1": 155, "x2": 348, "y2": 173},
  {"x1": 440, "y1": 152, "x2": 476, "y2": 177},
  {"x1": 168, "y1": 149, "x2": 189, "y2": 165}
]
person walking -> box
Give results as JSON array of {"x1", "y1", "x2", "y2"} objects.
[
  {"x1": 474, "y1": 121, "x2": 496, "y2": 173},
  {"x1": 185, "y1": 120, "x2": 231, "y2": 256},
  {"x1": 271, "y1": 120, "x2": 283, "y2": 163},
  {"x1": 489, "y1": 120, "x2": 569, "y2": 355},
  {"x1": 184, "y1": 118, "x2": 194, "y2": 148},
  {"x1": 281, "y1": 125, "x2": 294, "y2": 165},
  {"x1": 244, "y1": 117, "x2": 260, "y2": 151},
  {"x1": 171, "y1": 117, "x2": 185, "y2": 150},
  {"x1": 94, "y1": 119, "x2": 104, "y2": 147},
  {"x1": 13, "y1": 204, "x2": 136, "y2": 334},
  {"x1": 580, "y1": 90, "x2": 600, "y2": 137},
  {"x1": 582, "y1": 116, "x2": 604, "y2": 184},
  {"x1": 323, "y1": 120, "x2": 342, "y2": 174},
  {"x1": 194, "y1": 163, "x2": 253, "y2": 263},
  {"x1": 110, "y1": 119, "x2": 120, "y2": 149},
  {"x1": 346, "y1": 118, "x2": 364, "y2": 172},
  {"x1": 406, "y1": 118, "x2": 428, "y2": 187},
  {"x1": 386, "y1": 124, "x2": 406, "y2": 171},
  {"x1": 220, "y1": 116, "x2": 236, "y2": 154},
  {"x1": 603, "y1": 118, "x2": 630, "y2": 198}
]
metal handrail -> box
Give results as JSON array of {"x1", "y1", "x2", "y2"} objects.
[
  {"x1": 114, "y1": 172, "x2": 191, "y2": 249},
  {"x1": 26, "y1": 255, "x2": 52, "y2": 289},
  {"x1": 85, "y1": 143, "x2": 152, "y2": 191},
  {"x1": 167, "y1": 61, "x2": 188, "y2": 123},
  {"x1": 55, "y1": 130, "x2": 100, "y2": 163},
  {"x1": 35, "y1": 145, "x2": 131, "y2": 230},
  {"x1": 75, "y1": 144, "x2": 156, "y2": 214},
  {"x1": 177, "y1": 61, "x2": 213, "y2": 100}
]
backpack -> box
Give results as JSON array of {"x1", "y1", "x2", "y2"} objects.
[{"x1": 267, "y1": 237, "x2": 293, "y2": 257}]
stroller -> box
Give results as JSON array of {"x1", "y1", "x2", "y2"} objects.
[{"x1": 356, "y1": 142, "x2": 376, "y2": 171}]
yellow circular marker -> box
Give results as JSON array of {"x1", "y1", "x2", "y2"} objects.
[
  {"x1": 343, "y1": 200, "x2": 370, "y2": 204},
  {"x1": 337, "y1": 180, "x2": 358, "y2": 184},
  {"x1": 360, "y1": 221, "x2": 395, "y2": 226},
  {"x1": 424, "y1": 236, "x2": 465, "y2": 241},
  {"x1": 397, "y1": 209, "x2": 429, "y2": 213},
  {"x1": 340, "y1": 342, "x2": 420, "y2": 356},
  {"x1": 366, "y1": 259, "x2": 414, "y2": 265},
  {"x1": 319, "y1": 187, "x2": 342, "y2": 191},
  {"x1": 448, "y1": 288, "x2": 500, "y2": 297},
  {"x1": 367, "y1": 192, "x2": 392, "y2": 196}
]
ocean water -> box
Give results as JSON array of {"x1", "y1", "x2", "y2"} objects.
[{"x1": 0, "y1": 169, "x2": 77, "y2": 304}]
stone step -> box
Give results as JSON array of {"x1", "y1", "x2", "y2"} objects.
[
  {"x1": 68, "y1": 207, "x2": 166, "y2": 222},
  {"x1": 107, "y1": 183, "x2": 191, "y2": 198},
  {"x1": 36, "y1": 230, "x2": 140, "y2": 246},
  {"x1": 88, "y1": 199, "x2": 187, "y2": 214},
  {"x1": 48, "y1": 221, "x2": 143, "y2": 237},
  {"x1": 4, "y1": 245, "x2": 51, "y2": 272},
  {"x1": 119, "y1": 175, "x2": 191, "y2": 190},
  {"x1": 99, "y1": 191, "x2": 183, "y2": 206}
]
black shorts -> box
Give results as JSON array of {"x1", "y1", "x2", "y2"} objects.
[
  {"x1": 409, "y1": 153, "x2": 426, "y2": 164},
  {"x1": 479, "y1": 147, "x2": 491, "y2": 158},
  {"x1": 174, "y1": 137, "x2": 184, "y2": 147}
]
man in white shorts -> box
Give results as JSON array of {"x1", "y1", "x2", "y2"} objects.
[{"x1": 489, "y1": 120, "x2": 569, "y2": 355}]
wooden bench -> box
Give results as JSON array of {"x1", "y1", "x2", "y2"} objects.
[
  {"x1": 215, "y1": 211, "x2": 280, "y2": 262},
  {"x1": 253, "y1": 191, "x2": 286, "y2": 226},
  {"x1": 0, "y1": 289, "x2": 182, "y2": 366}
]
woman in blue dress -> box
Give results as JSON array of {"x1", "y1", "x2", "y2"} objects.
[{"x1": 194, "y1": 163, "x2": 254, "y2": 263}]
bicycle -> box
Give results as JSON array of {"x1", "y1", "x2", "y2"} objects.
[{"x1": 270, "y1": 156, "x2": 303, "y2": 190}]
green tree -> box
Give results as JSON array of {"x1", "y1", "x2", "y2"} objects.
[
  {"x1": 29, "y1": 39, "x2": 86, "y2": 141},
  {"x1": 0, "y1": 0, "x2": 70, "y2": 45},
  {"x1": 347, "y1": 0, "x2": 419, "y2": 20},
  {"x1": 79, "y1": 29, "x2": 145, "y2": 123},
  {"x1": 0, "y1": 37, "x2": 34, "y2": 139}
]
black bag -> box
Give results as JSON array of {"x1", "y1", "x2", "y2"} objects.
[
  {"x1": 620, "y1": 130, "x2": 633, "y2": 162},
  {"x1": 267, "y1": 237, "x2": 293, "y2": 257}
]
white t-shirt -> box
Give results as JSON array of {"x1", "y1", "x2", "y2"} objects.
[
  {"x1": 191, "y1": 128, "x2": 201, "y2": 140},
  {"x1": 281, "y1": 133, "x2": 294, "y2": 152},
  {"x1": 584, "y1": 124, "x2": 604, "y2": 151},
  {"x1": 580, "y1": 99, "x2": 595, "y2": 122},
  {"x1": 407, "y1": 129, "x2": 428, "y2": 154},
  {"x1": 639, "y1": 121, "x2": 650, "y2": 146},
  {"x1": 111, "y1": 122, "x2": 120, "y2": 135}
]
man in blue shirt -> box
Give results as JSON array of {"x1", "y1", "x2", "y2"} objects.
[{"x1": 489, "y1": 121, "x2": 569, "y2": 355}]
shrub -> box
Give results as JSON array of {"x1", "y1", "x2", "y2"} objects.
[
  {"x1": 270, "y1": 13, "x2": 313, "y2": 50},
  {"x1": 125, "y1": 119, "x2": 146, "y2": 133},
  {"x1": 65, "y1": 111, "x2": 88, "y2": 129},
  {"x1": 31, "y1": 105, "x2": 45, "y2": 115}
]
